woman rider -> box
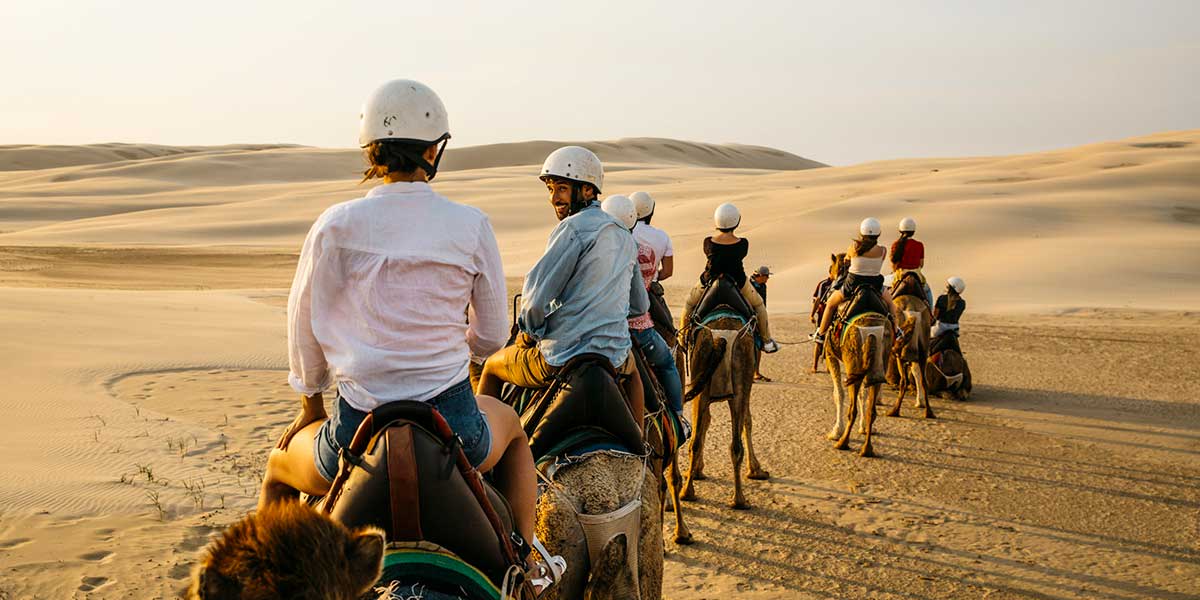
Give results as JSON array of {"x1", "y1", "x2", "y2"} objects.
[
  {"x1": 257, "y1": 79, "x2": 554, "y2": 586},
  {"x1": 890, "y1": 216, "x2": 933, "y2": 306},
  {"x1": 679, "y1": 203, "x2": 780, "y2": 353},
  {"x1": 811, "y1": 217, "x2": 903, "y2": 343}
]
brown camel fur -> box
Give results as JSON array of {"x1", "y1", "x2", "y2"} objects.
[
  {"x1": 824, "y1": 313, "x2": 894, "y2": 457},
  {"x1": 188, "y1": 501, "x2": 383, "y2": 600},
  {"x1": 887, "y1": 295, "x2": 934, "y2": 419},
  {"x1": 647, "y1": 320, "x2": 692, "y2": 546},
  {"x1": 680, "y1": 315, "x2": 769, "y2": 510},
  {"x1": 535, "y1": 453, "x2": 663, "y2": 600},
  {"x1": 813, "y1": 253, "x2": 848, "y2": 373}
]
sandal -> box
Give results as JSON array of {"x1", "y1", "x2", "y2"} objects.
[{"x1": 527, "y1": 535, "x2": 567, "y2": 596}]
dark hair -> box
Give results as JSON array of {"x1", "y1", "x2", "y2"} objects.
[
  {"x1": 946, "y1": 285, "x2": 960, "y2": 311},
  {"x1": 893, "y1": 231, "x2": 914, "y2": 264},
  {"x1": 639, "y1": 214, "x2": 652, "y2": 225},
  {"x1": 361, "y1": 140, "x2": 434, "y2": 182},
  {"x1": 717, "y1": 226, "x2": 736, "y2": 233},
  {"x1": 852, "y1": 234, "x2": 878, "y2": 256}
]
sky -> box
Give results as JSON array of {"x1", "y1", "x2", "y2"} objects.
[{"x1": 2, "y1": 1, "x2": 1197, "y2": 165}]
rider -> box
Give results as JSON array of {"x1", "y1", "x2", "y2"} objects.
[
  {"x1": 932, "y1": 276, "x2": 967, "y2": 339},
  {"x1": 629, "y1": 191, "x2": 676, "y2": 333},
  {"x1": 258, "y1": 81, "x2": 538, "y2": 555},
  {"x1": 477, "y1": 147, "x2": 649, "y2": 426},
  {"x1": 679, "y1": 203, "x2": 780, "y2": 353},
  {"x1": 604, "y1": 195, "x2": 688, "y2": 431},
  {"x1": 890, "y1": 217, "x2": 933, "y2": 306},
  {"x1": 750, "y1": 266, "x2": 773, "y2": 382},
  {"x1": 811, "y1": 218, "x2": 903, "y2": 343}
]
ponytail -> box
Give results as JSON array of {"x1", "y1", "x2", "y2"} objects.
[{"x1": 893, "y1": 231, "x2": 913, "y2": 264}]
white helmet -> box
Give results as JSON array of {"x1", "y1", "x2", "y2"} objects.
[
  {"x1": 899, "y1": 217, "x2": 917, "y2": 233},
  {"x1": 714, "y1": 203, "x2": 741, "y2": 230},
  {"x1": 540, "y1": 146, "x2": 603, "y2": 194},
  {"x1": 630, "y1": 191, "x2": 655, "y2": 219},
  {"x1": 358, "y1": 79, "x2": 450, "y2": 147},
  {"x1": 602, "y1": 195, "x2": 638, "y2": 230},
  {"x1": 947, "y1": 276, "x2": 966, "y2": 294},
  {"x1": 859, "y1": 217, "x2": 882, "y2": 236}
]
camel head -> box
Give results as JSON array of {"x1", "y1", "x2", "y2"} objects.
[{"x1": 188, "y1": 501, "x2": 384, "y2": 600}]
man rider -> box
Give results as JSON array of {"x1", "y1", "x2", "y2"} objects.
[{"x1": 477, "y1": 147, "x2": 649, "y2": 425}]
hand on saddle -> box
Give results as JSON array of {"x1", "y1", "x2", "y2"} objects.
[
  {"x1": 515, "y1": 331, "x2": 537, "y2": 349},
  {"x1": 276, "y1": 393, "x2": 327, "y2": 451}
]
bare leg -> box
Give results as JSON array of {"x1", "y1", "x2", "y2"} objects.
[
  {"x1": 474, "y1": 394, "x2": 536, "y2": 544},
  {"x1": 818, "y1": 291, "x2": 844, "y2": 335},
  {"x1": 258, "y1": 421, "x2": 331, "y2": 510}
]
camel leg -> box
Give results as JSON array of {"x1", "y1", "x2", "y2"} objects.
[
  {"x1": 691, "y1": 397, "x2": 709, "y2": 480},
  {"x1": 742, "y1": 369, "x2": 769, "y2": 481},
  {"x1": 887, "y1": 359, "x2": 906, "y2": 417},
  {"x1": 915, "y1": 361, "x2": 935, "y2": 419},
  {"x1": 681, "y1": 395, "x2": 710, "y2": 501},
  {"x1": 835, "y1": 381, "x2": 858, "y2": 450},
  {"x1": 811, "y1": 340, "x2": 823, "y2": 373},
  {"x1": 827, "y1": 357, "x2": 846, "y2": 441},
  {"x1": 728, "y1": 395, "x2": 749, "y2": 510},
  {"x1": 668, "y1": 454, "x2": 692, "y2": 544},
  {"x1": 861, "y1": 384, "x2": 879, "y2": 458}
]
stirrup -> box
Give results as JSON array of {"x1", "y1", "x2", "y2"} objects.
[{"x1": 527, "y1": 534, "x2": 567, "y2": 596}]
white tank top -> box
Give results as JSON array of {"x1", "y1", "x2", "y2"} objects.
[{"x1": 849, "y1": 247, "x2": 886, "y2": 276}]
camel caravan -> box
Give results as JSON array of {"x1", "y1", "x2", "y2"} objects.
[{"x1": 188, "y1": 80, "x2": 972, "y2": 599}]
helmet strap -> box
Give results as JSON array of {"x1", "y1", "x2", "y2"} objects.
[{"x1": 394, "y1": 136, "x2": 450, "y2": 182}]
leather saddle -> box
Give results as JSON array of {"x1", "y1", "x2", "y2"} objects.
[
  {"x1": 316, "y1": 401, "x2": 524, "y2": 586},
  {"x1": 892, "y1": 271, "x2": 925, "y2": 301},
  {"x1": 694, "y1": 276, "x2": 753, "y2": 323},
  {"x1": 838, "y1": 286, "x2": 890, "y2": 322},
  {"x1": 506, "y1": 353, "x2": 645, "y2": 466},
  {"x1": 931, "y1": 330, "x2": 961, "y2": 355}
]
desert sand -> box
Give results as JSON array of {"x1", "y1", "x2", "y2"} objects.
[{"x1": 0, "y1": 133, "x2": 1197, "y2": 599}]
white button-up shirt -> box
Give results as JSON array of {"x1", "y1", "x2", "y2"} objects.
[{"x1": 287, "y1": 181, "x2": 507, "y2": 411}]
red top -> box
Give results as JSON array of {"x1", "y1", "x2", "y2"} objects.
[{"x1": 891, "y1": 238, "x2": 924, "y2": 270}]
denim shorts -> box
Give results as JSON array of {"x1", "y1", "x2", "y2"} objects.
[{"x1": 314, "y1": 379, "x2": 492, "y2": 483}]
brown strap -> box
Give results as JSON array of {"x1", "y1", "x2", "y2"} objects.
[{"x1": 386, "y1": 426, "x2": 423, "y2": 540}]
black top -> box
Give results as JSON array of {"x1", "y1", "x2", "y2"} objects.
[
  {"x1": 934, "y1": 294, "x2": 966, "y2": 325},
  {"x1": 701, "y1": 237, "x2": 749, "y2": 288},
  {"x1": 750, "y1": 280, "x2": 767, "y2": 305}
]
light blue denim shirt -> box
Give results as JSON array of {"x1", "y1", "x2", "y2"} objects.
[{"x1": 520, "y1": 202, "x2": 650, "y2": 368}]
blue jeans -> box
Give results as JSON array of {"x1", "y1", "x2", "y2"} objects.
[
  {"x1": 632, "y1": 328, "x2": 683, "y2": 413},
  {"x1": 313, "y1": 379, "x2": 491, "y2": 483}
]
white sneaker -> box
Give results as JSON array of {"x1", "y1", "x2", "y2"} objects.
[{"x1": 762, "y1": 339, "x2": 780, "y2": 353}]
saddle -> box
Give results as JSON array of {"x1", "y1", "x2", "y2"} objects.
[
  {"x1": 317, "y1": 401, "x2": 526, "y2": 588},
  {"x1": 832, "y1": 286, "x2": 891, "y2": 343},
  {"x1": 930, "y1": 330, "x2": 961, "y2": 356},
  {"x1": 694, "y1": 276, "x2": 753, "y2": 323},
  {"x1": 892, "y1": 271, "x2": 925, "y2": 301},
  {"x1": 505, "y1": 354, "x2": 645, "y2": 467},
  {"x1": 647, "y1": 281, "x2": 676, "y2": 339}
]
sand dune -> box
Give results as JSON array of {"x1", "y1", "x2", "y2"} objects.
[{"x1": 1, "y1": 131, "x2": 1196, "y2": 311}]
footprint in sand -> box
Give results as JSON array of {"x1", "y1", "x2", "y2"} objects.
[
  {"x1": 79, "y1": 550, "x2": 113, "y2": 562},
  {"x1": 0, "y1": 537, "x2": 32, "y2": 550},
  {"x1": 78, "y1": 576, "x2": 112, "y2": 592}
]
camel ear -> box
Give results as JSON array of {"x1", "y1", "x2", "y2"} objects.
[
  {"x1": 346, "y1": 528, "x2": 385, "y2": 592},
  {"x1": 831, "y1": 253, "x2": 836, "y2": 262},
  {"x1": 192, "y1": 563, "x2": 239, "y2": 600}
]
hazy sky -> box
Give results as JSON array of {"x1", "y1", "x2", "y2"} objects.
[{"x1": 2, "y1": 1, "x2": 1197, "y2": 165}]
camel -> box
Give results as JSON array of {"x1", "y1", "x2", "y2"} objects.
[
  {"x1": 680, "y1": 314, "x2": 769, "y2": 510},
  {"x1": 188, "y1": 501, "x2": 384, "y2": 600},
  {"x1": 927, "y1": 335, "x2": 973, "y2": 401},
  {"x1": 637, "y1": 349, "x2": 692, "y2": 546},
  {"x1": 887, "y1": 279, "x2": 934, "y2": 419},
  {"x1": 824, "y1": 309, "x2": 894, "y2": 458},
  {"x1": 536, "y1": 452, "x2": 663, "y2": 600}
]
